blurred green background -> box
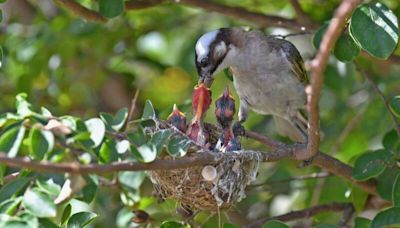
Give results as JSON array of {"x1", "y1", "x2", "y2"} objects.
[{"x1": 1, "y1": 0, "x2": 400, "y2": 227}]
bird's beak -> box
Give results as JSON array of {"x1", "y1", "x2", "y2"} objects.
[{"x1": 199, "y1": 74, "x2": 214, "y2": 88}]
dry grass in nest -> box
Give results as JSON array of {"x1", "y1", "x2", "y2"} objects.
[{"x1": 148, "y1": 122, "x2": 261, "y2": 211}]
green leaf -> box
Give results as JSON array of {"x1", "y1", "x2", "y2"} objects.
[
  {"x1": 61, "y1": 204, "x2": 72, "y2": 225},
  {"x1": 392, "y1": 173, "x2": 400, "y2": 206},
  {"x1": 128, "y1": 128, "x2": 148, "y2": 146},
  {"x1": 167, "y1": 136, "x2": 191, "y2": 157},
  {"x1": 389, "y1": 96, "x2": 400, "y2": 118},
  {"x1": 29, "y1": 128, "x2": 54, "y2": 160},
  {"x1": 16, "y1": 93, "x2": 33, "y2": 117},
  {"x1": 350, "y1": 3, "x2": 399, "y2": 59},
  {"x1": 160, "y1": 221, "x2": 186, "y2": 228},
  {"x1": 377, "y1": 167, "x2": 400, "y2": 200},
  {"x1": 85, "y1": 118, "x2": 106, "y2": 148},
  {"x1": 150, "y1": 129, "x2": 172, "y2": 154},
  {"x1": 352, "y1": 149, "x2": 390, "y2": 181},
  {"x1": 313, "y1": 22, "x2": 329, "y2": 49},
  {"x1": 333, "y1": 34, "x2": 360, "y2": 62},
  {"x1": 22, "y1": 188, "x2": 56, "y2": 218},
  {"x1": 0, "y1": 125, "x2": 26, "y2": 158},
  {"x1": 118, "y1": 171, "x2": 146, "y2": 190},
  {"x1": 99, "y1": 0, "x2": 124, "y2": 18},
  {"x1": 3, "y1": 221, "x2": 28, "y2": 228},
  {"x1": 383, "y1": 129, "x2": 400, "y2": 152},
  {"x1": 100, "y1": 107, "x2": 128, "y2": 131},
  {"x1": 355, "y1": 217, "x2": 371, "y2": 228},
  {"x1": 99, "y1": 139, "x2": 118, "y2": 163},
  {"x1": 78, "y1": 175, "x2": 98, "y2": 203},
  {"x1": 38, "y1": 218, "x2": 58, "y2": 228},
  {"x1": 67, "y1": 212, "x2": 98, "y2": 228},
  {"x1": 262, "y1": 220, "x2": 291, "y2": 228},
  {"x1": 350, "y1": 186, "x2": 368, "y2": 212},
  {"x1": 131, "y1": 144, "x2": 157, "y2": 163},
  {"x1": 142, "y1": 100, "x2": 156, "y2": 120},
  {"x1": 36, "y1": 179, "x2": 61, "y2": 197},
  {"x1": 0, "y1": 177, "x2": 30, "y2": 203},
  {"x1": 0, "y1": 197, "x2": 22, "y2": 215},
  {"x1": 370, "y1": 207, "x2": 400, "y2": 228}
]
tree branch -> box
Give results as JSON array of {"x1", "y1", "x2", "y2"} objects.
[
  {"x1": 306, "y1": 0, "x2": 362, "y2": 160},
  {"x1": 245, "y1": 202, "x2": 354, "y2": 228},
  {"x1": 125, "y1": 0, "x2": 165, "y2": 10},
  {"x1": 288, "y1": 0, "x2": 314, "y2": 27},
  {"x1": 355, "y1": 63, "x2": 400, "y2": 137},
  {"x1": 176, "y1": 0, "x2": 318, "y2": 31},
  {"x1": 245, "y1": 130, "x2": 377, "y2": 195},
  {"x1": 56, "y1": 0, "x2": 107, "y2": 23}
]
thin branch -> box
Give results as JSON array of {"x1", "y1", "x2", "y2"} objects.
[
  {"x1": 306, "y1": 0, "x2": 362, "y2": 160},
  {"x1": 339, "y1": 204, "x2": 355, "y2": 227},
  {"x1": 176, "y1": 0, "x2": 318, "y2": 31},
  {"x1": 127, "y1": 90, "x2": 140, "y2": 124},
  {"x1": 355, "y1": 64, "x2": 400, "y2": 137},
  {"x1": 288, "y1": 0, "x2": 313, "y2": 26},
  {"x1": 245, "y1": 130, "x2": 377, "y2": 195},
  {"x1": 245, "y1": 202, "x2": 353, "y2": 228},
  {"x1": 249, "y1": 172, "x2": 331, "y2": 188},
  {"x1": 56, "y1": 0, "x2": 107, "y2": 23},
  {"x1": 125, "y1": 0, "x2": 165, "y2": 10}
]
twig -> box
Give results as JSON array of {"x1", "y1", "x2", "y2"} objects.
[
  {"x1": 176, "y1": 0, "x2": 318, "y2": 31},
  {"x1": 288, "y1": 0, "x2": 313, "y2": 26},
  {"x1": 56, "y1": 0, "x2": 107, "y2": 23},
  {"x1": 245, "y1": 130, "x2": 377, "y2": 195},
  {"x1": 1, "y1": 172, "x2": 20, "y2": 185},
  {"x1": 127, "y1": 90, "x2": 140, "y2": 124},
  {"x1": 245, "y1": 202, "x2": 353, "y2": 228},
  {"x1": 355, "y1": 63, "x2": 400, "y2": 137},
  {"x1": 249, "y1": 172, "x2": 331, "y2": 188},
  {"x1": 339, "y1": 204, "x2": 355, "y2": 227},
  {"x1": 125, "y1": 0, "x2": 165, "y2": 10},
  {"x1": 306, "y1": 0, "x2": 362, "y2": 160}
]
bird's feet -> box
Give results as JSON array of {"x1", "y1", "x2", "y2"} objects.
[{"x1": 232, "y1": 121, "x2": 246, "y2": 137}]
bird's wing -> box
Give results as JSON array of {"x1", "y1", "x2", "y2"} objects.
[{"x1": 270, "y1": 37, "x2": 309, "y2": 85}]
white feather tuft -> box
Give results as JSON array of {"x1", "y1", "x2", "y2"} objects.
[{"x1": 195, "y1": 30, "x2": 219, "y2": 62}]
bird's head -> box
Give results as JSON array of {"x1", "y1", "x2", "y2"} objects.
[{"x1": 195, "y1": 28, "x2": 237, "y2": 87}]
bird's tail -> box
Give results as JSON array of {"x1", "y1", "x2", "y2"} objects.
[{"x1": 273, "y1": 111, "x2": 308, "y2": 143}]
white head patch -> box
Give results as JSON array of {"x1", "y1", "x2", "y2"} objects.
[{"x1": 195, "y1": 30, "x2": 219, "y2": 62}]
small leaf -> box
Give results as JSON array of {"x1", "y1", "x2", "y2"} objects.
[
  {"x1": 100, "y1": 107, "x2": 128, "y2": 131},
  {"x1": 141, "y1": 100, "x2": 156, "y2": 120},
  {"x1": 389, "y1": 96, "x2": 400, "y2": 118},
  {"x1": 23, "y1": 188, "x2": 56, "y2": 218},
  {"x1": 99, "y1": 139, "x2": 118, "y2": 163},
  {"x1": 61, "y1": 204, "x2": 72, "y2": 225},
  {"x1": 377, "y1": 167, "x2": 400, "y2": 200},
  {"x1": 150, "y1": 129, "x2": 172, "y2": 154},
  {"x1": 67, "y1": 212, "x2": 98, "y2": 228},
  {"x1": 0, "y1": 197, "x2": 22, "y2": 215},
  {"x1": 36, "y1": 179, "x2": 61, "y2": 197},
  {"x1": 383, "y1": 129, "x2": 400, "y2": 152},
  {"x1": 370, "y1": 207, "x2": 400, "y2": 228},
  {"x1": 0, "y1": 125, "x2": 26, "y2": 158},
  {"x1": 392, "y1": 173, "x2": 400, "y2": 206},
  {"x1": 118, "y1": 171, "x2": 146, "y2": 190},
  {"x1": 355, "y1": 217, "x2": 371, "y2": 228},
  {"x1": 0, "y1": 177, "x2": 30, "y2": 203},
  {"x1": 352, "y1": 149, "x2": 390, "y2": 181},
  {"x1": 333, "y1": 34, "x2": 360, "y2": 62},
  {"x1": 116, "y1": 140, "x2": 130, "y2": 154},
  {"x1": 160, "y1": 221, "x2": 186, "y2": 228},
  {"x1": 29, "y1": 128, "x2": 54, "y2": 160},
  {"x1": 350, "y1": 3, "x2": 399, "y2": 59},
  {"x1": 99, "y1": 0, "x2": 124, "y2": 18},
  {"x1": 85, "y1": 118, "x2": 106, "y2": 148},
  {"x1": 167, "y1": 136, "x2": 191, "y2": 157},
  {"x1": 313, "y1": 22, "x2": 329, "y2": 49},
  {"x1": 16, "y1": 93, "x2": 33, "y2": 117},
  {"x1": 132, "y1": 144, "x2": 157, "y2": 163},
  {"x1": 78, "y1": 175, "x2": 98, "y2": 203},
  {"x1": 128, "y1": 128, "x2": 148, "y2": 146},
  {"x1": 262, "y1": 220, "x2": 290, "y2": 228}
]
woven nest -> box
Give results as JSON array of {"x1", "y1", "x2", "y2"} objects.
[{"x1": 148, "y1": 122, "x2": 261, "y2": 211}]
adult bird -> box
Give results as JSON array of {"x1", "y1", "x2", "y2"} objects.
[{"x1": 194, "y1": 27, "x2": 309, "y2": 142}]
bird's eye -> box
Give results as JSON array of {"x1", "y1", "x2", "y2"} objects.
[{"x1": 200, "y1": 57, "x2": 208, "y2": 66}]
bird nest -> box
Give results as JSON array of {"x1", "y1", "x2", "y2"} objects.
[{"x1": 148, "y1": 123, "x2": 261, "y2": 211}]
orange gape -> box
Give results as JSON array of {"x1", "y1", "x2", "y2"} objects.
[
  {"x1": 192, "y1": 83, "x2": 212, "y2": 121},
  {"x1": 187, "y1": 83, "x2": 212, "y2": 144}
]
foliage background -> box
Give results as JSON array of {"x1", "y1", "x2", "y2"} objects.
[{"x1": 0, "y1": 0, "x2": 400, "y2": 227}]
